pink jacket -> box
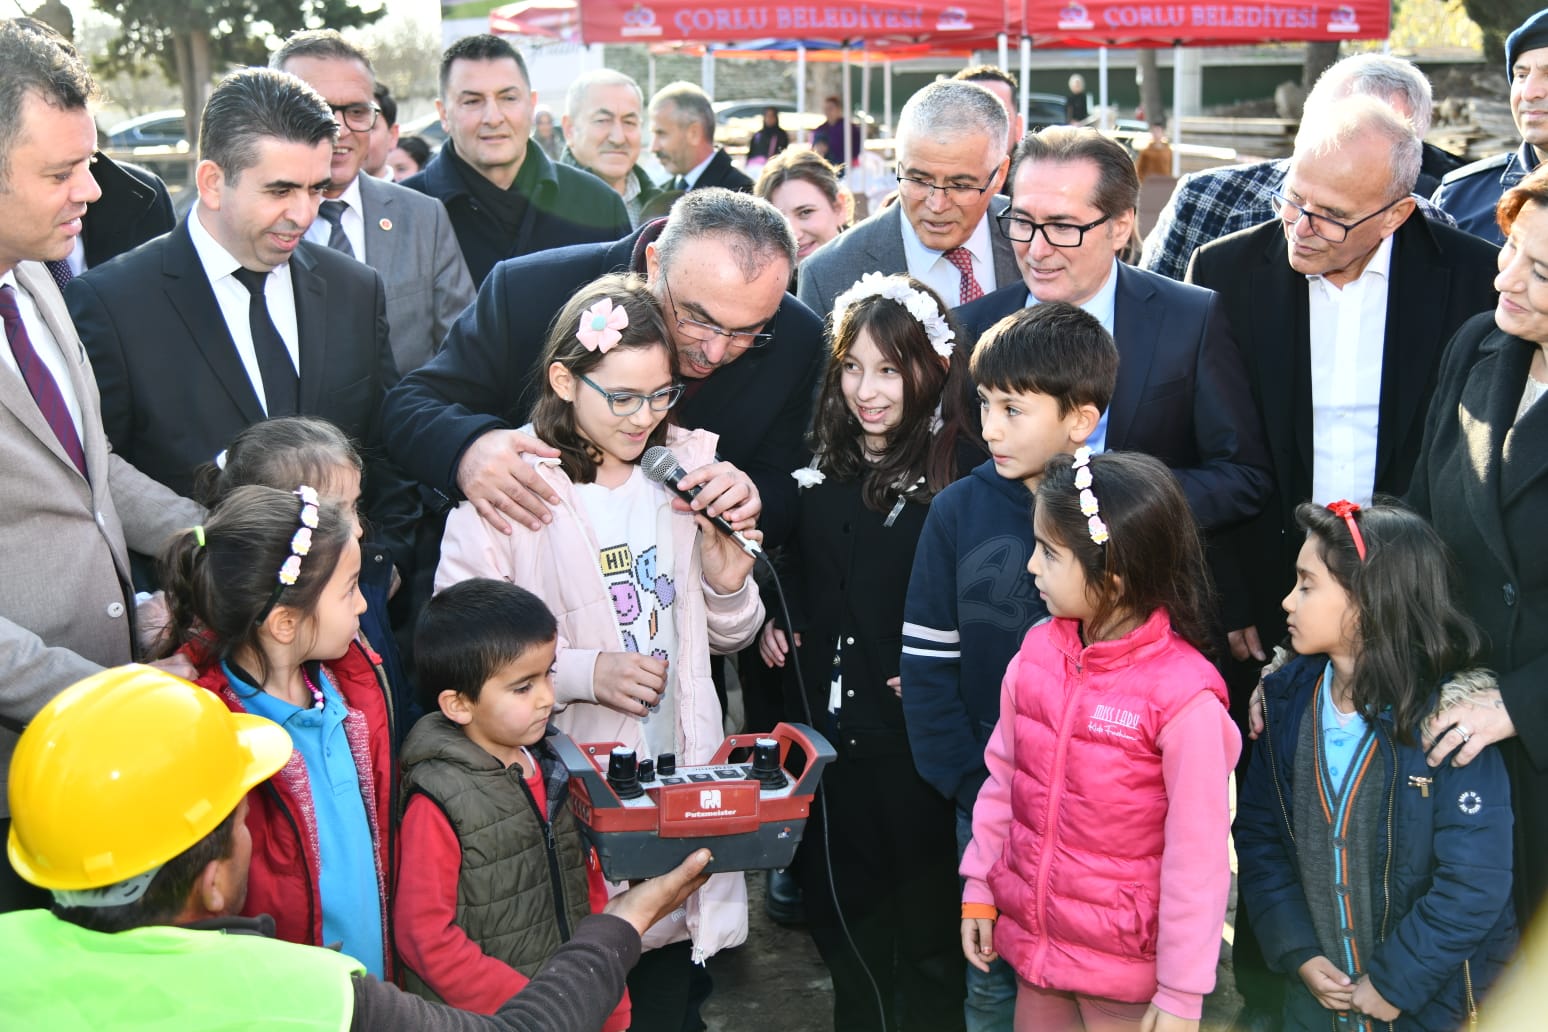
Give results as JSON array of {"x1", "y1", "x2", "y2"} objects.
[
  {"x1": 961, "y1": 609, "x2": 1239, "y2": 1019},
  {"x1": 436, "y1": 426, "x2": 763, "y2": 960}
]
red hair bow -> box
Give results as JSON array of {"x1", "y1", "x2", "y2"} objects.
[{"x1": 1326, "y1": 500, "x2": 1367, "y2": 561}]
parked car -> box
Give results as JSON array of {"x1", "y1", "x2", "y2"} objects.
[
  {"x1": 103, "y1": 109, "x2": 191, "y2": 190},
  {"x1": 397, "y1": 112, "x2": 448, "y2": 152}
]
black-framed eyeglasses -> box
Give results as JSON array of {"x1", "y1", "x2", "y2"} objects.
[
  {"x1": 1268, "y1": 188, "x2": 1404, "y2": 243},
  {"x1": 895, "y1": 167, "x2": 996, "y2": 203},
  {"x1": 577, "y1": 372, "x2": 684, "y2": 416},
  {"x1": 661, "y1": 277, "x2": 774, "y2": 350},
  {"x1": 329, "y1": 103, "x2": 380, "y2": 133},
  {"x1": 995, "y1": 210, "x2": 1113, "y2": 247}
]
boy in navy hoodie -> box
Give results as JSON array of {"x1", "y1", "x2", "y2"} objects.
[{"x1": 900, "y1": 302, "x2": 1118, "y2": 1031}]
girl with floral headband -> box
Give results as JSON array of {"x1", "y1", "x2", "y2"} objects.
[
  {"x1": 1235, "y1": 499, "x2": 1516, "y2": 1031},
  {"x1": 757, "y1": 272, "x2": 970, "y2": 1029},
  {"x1": 153, "y1": 484, "x2": 393, "y2": 978},
  {"x1": 434, "y1": 273, "x2": 764, "y2": 1027},
  {"x1": 961, "y1": 449, "x2": 1239, "y2": 1032}
]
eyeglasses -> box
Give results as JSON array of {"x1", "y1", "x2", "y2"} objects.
[
  {"x1": 329, "y1": 103, "x2": 380, "y2": 133},
  {"x1": 895, "y1": 168, "x2": 996, "y2": 203},
  {"x1": 995, "y1": 210, "x2": 1113, "y2": 247},
  {"x1": 1268, "y1": 189, "x2": 1404, "y2": 243},
  {"x1": 577, "y1": 372, "x2": 684, "y2": 416},
  {"x1": 662, "y1": 277, "x2": 774, "y2": 350}
]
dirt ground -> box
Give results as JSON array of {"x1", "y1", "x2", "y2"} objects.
[{"x1": 697, "y1": 871, "x2": 1245, "y2": 1032}]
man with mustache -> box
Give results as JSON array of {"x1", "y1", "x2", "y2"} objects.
[{"x1": 559, "y1": 69, "x2": 662, "y2": 228}]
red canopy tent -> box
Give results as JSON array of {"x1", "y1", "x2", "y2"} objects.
[
  {"x1": 1023, "y1": 0, "x2": 1387, "y2": 45},
  {"x1": 576, "y1": 0, "x2": 1013, "y2": 45}
]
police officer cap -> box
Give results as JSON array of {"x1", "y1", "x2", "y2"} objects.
[{"x1": 1506, "y1": 9, "x2": 1548, "y2": 82}]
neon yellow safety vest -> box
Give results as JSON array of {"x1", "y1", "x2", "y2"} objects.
[{"x1": 0, "y1": 908, "x2": 363, "y2": 1030}]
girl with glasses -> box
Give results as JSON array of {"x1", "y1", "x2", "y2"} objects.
[{"x1": 434, "y1": 274, "x2": 764, "y2": 1031}]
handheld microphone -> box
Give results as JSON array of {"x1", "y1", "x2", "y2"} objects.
[{"x1": 641, "y1": 446, "x2": 763, "y2": 556}]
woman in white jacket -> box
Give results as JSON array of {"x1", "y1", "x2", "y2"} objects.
[{"x1": 436, "y1": 274, "x2": 763, "y2": 1032}]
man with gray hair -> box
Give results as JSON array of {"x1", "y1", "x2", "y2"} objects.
[
  {"x1": 798, "y1": 78, "x2": 1018, "y2": 317},
  {"x1": 650, "y1": 81, "x2": 752, "y2": 193},
  {"x1": 1188, "y1": 95, "x2": 1498, "y2": 667},
  {"x1": 1141, "y1": 52, "x2": 1464, "y2": 281},
  {"x1": 561, "y1": 69, "x2": 661, "y2": 226},
  {"x1": 381, "y1": 188, "x2": 824, "y2": 551}
]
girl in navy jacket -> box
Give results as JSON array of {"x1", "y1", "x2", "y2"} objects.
[{"x1": 1235, "y1": 500, "x2": 1517, "y2": 1031}]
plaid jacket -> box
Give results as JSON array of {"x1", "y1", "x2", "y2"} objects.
[{"x1": 1141, "y1": 158, "x2": 1456, "y2": 282}]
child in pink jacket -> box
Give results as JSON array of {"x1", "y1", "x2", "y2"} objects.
[
  {"x1": 435, "y1": 275, "x2": 763, "y2": 1030},
  {"x1": 961, "y1": 450, "x2": 1240, "y2": 1031}
]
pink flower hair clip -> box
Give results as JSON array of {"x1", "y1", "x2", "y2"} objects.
[{"x1": 576, "y1": 297, "x2": 629, "y2": 353}]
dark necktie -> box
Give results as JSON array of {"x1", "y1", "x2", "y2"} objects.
[
  {"x1": 671, "y1": 176, "x2": 688, "y2": 191},
  {"x1": 943, "y1": 247, "x2": 984, "y2": 305},
  {"x1": 44, "y1": 259, "x2": 74, "y2": 290},
  {"x1": 316, "y1": 200, "x2": 355, "y2": 257},
  {"x1": 231, "y1": 267, "x2": 299, "y2": 416},
  {"x1": 0, "y1": 284, "x2": 87, "y2": 475}
]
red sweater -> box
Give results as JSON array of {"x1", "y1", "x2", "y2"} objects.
[{"x1": 394, "y1": 761, "x2": 627, "y2": 1029}]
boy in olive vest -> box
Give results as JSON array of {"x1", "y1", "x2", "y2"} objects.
[{"x1": 393, "y1": 579, "x2": 625, "y2": 1029}]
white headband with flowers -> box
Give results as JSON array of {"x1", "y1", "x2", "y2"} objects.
[
  {"x1": 831, "y1": 272, "x2": 955, "y2": 360},
  {"x1": 1072, "y1": 447, "x2": 1109, "y2": 545}
]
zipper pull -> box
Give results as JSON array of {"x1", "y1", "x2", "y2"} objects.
[{"x1": 1408, "y1": 774, "x2": 1432, "y2": 798}]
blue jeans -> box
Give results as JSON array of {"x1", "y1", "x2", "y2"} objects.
[{"x1": 957, "y1": 805, "x2": 1016, "y2": 1032}]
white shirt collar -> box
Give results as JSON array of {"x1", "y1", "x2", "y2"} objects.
[
  {"x1": 1305, "y1": 232, "x2": 1395, "y2": 292},
  {"x1": 898, "y1": 208, "x2": 996, "y2": 271},
  {"x1": 189, "y1": 204, "x2": 260, "y2": 281},
  {"x1": 1027, "y1": 257, "x2": 1120, "y2": 335},
  {"x1": 681, "y1": 150, "x2": 716, "y2": 188},
  {"x1": 330, "y1": 174, "x2": 364, "y2": 214}
]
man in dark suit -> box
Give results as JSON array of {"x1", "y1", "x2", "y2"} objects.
[
  {"x1": 381, "y1": 188, "x2": 823, "y2": 550},
  {"x1": 799, "y1": 79, "x2": 1018, "y2": 318},
  {"x1": 1188, "y1": 96, "x2": 1500, "y2": 658},
  {"x1": 79, "y1": 155, "x2": 175, "y2": 271},
  {"x1": 65, "y1": 67, "x2": 416, "y2": 574},
  {"x1": 272, "y1": 29, "x2": 474, "y2": 373},
  {"x1": 0, "y1": 18, "x2": 202, "y2": 912},
  {"x1": 649, "y1": 82, "x2": 753, "y2": 194},
  {"x1": 402, "y1": 34, "x2": 631, "y2": 286},
  {"x1": 956, "y1": 126, "x2": 1272, "y2": 534}
]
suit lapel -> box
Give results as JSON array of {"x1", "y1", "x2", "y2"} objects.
[
  {"x1": 1375, "y1": 219, "x2": 1447, "y2": 486},
  {"x1": 988, "y1": 196, "x2": 1019, "y2": 291},
  {"x1": 164, "y1": 222, "x2": 265, "y2": 424},
  {"x1": 1459, "y1": 330, "x2": 1526, "y2": 571},
  {"x1": 868, "y1": 205, "x2": 908, "y2": 276},
  {"x1": 290, "y1": 244, "x2": 328, "y2": 412},
  {"x1": 1499, "y1": 340, "x2": 1548, "y2": 506},
  {"x1": 1107, "y1": 264, "x2": 1156, "y2": 448},
  {"x1": 8, "y1": 264, "x2": 97, "y2": 482},
  {"x1": 359, "y1": 175, "x2": 396, "y2": 271},
  {"x1": 1249, "y1": 230, "x2": 1311, "y2": 492}
]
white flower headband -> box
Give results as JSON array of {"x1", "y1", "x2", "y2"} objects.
[
  {"x1": 831, "y1": 272, "x2": 955, "y2": 360},
  {"x1": 1072, "y1": 447, "x2": 1109, "y2": 545},
  {"x1": 255, "y1": 485, "x2": 320, "y2": 624}
]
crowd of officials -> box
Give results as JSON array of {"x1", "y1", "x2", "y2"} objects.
[{"x1": 3, "y1": 7, "x2": 1548, "y2": 1032}]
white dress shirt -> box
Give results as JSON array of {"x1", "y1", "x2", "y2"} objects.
[
  {"x1": 899, "y1": 212, "x2": 998, "y2": 306},
  {"x1": 303, "y1": 175, "x2": 367, "y2": 260},
  {"x1": 1027, "y1": 258, "x2": 1119, "y2": 451},
  {"x1": 0, "y1": 268, "x2": 85, "y2": 440},
  {"x1": 187, "y1": 208, "x2": 301, "y2": 416},
  {"x1": 1306, "y1": 234, "x2": 1393, "y2": 506},
  {"x1": 678, "y1": 150, "x2": 717, "y2": 189}
]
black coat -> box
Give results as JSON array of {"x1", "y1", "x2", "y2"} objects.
[
  {"x1": 689, "y1": 149, "x2": 753, "y2": 193},
  {"x1": 1188, "y1": 213, "x2": 1500, "y2": 633},
  {"x1": 65, "y1": 221, "x2": 418, "y2": 570},
  {"x1": 779, "y1": 474, "x2": 928, "y2": 757},
  {"x1": 378, "y1": 221, "x2": 825, "y2": 547},
  {"x1": 83, "y1": 155, "x2": 175, "y2": 270},
  {"x1": 402, "y1": 141, "x2": 631, "y2": 287},
  {"x1": 1409, "y1": 312, "x2": 1548, "y2": 920}
]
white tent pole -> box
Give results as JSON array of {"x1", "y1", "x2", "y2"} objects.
[
  {"x1": 796, "y1": 44, "x2": 807, "y2": 140},
  {"x1": 842, "y1": 46, "x2": 853, "y2": 169},
  {"x1": 1098, "y1": 46, "x2": 1109, "y2": 130},
  {"x1": 1172, "y1": 43, "x2": 1182, "y2": 176},
  {"x1": 1019, "y1": 35, "x2": 1031, "y2": 125},
  {"x1": 884, "y1": 58, "x2": 893, "y2": 137},
  {"x1": 997, "y1": 32, "x2": 1008, "y2": 71},
  {"x1": 702, "y1": 48, "x2": 715, "y2": 97}
]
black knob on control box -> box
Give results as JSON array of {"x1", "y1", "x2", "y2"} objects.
[
  {"x1": 607, "y1": 746, "x2": 644, "y2": 799},
  {"x1": 638, "y1": 758, "x2": 656, "y2": 783},
  {"x1": 751, "y1": 737, "x2": 787, "y2": 789},
  {"x1": 657, "y1": 753, "x2": 677, "y2": 776}
]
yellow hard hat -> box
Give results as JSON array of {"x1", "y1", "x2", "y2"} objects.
[{"x1": 7, "y1": 664, "x2": 292, "y2": 891}]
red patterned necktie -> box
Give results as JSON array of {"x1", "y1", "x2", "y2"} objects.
[
  {"x1": 943, "y1": 247, "x2": 983, "y2": 304},
  {"x1": 0, "y1": 284, "x2": 87, "y2": 476}
]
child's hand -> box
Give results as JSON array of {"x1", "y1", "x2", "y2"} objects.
[
  {"x1": 697, "y1": 517, "x2": 760, "y2": 595},
  {"x1": 1297, "y1": 956, "x2": 1354, "y2": 1011},
  {"x1": 961, "y1": 917, "x2": 997, "y2": 972},
  {"x1": 1139, "y1": 1005, "x2": 1198, "y2": 1032},
  {"x1": 758, "y1": 620, "x2": 801, "y2": 668},
  {"x1": 593, "y1": 651, "x2": 668, "y2": 717},
  {"x1": 1351, "y1": 975, "x2": 1400, "y2": 1021}
]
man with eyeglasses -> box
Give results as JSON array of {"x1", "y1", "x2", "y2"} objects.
[
  {"x1": 272, "y1": 30, "x2": 474, "y2": 375},
  {"x1": 1188, "y1": 96, "x2": 1498, "y2": 674},
  {"x1": 402, "y1": 34, "x2": 631, "y2": 287},
  {"x1": 381, "y1": 187, "x2": 824, "y2": 559},
  {"x1": 955, "y1": 126, "x2": 1270, "y2": 537},
  {"x1": 798, "y1": 79, "x2": 1018, "y2": 318}
]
